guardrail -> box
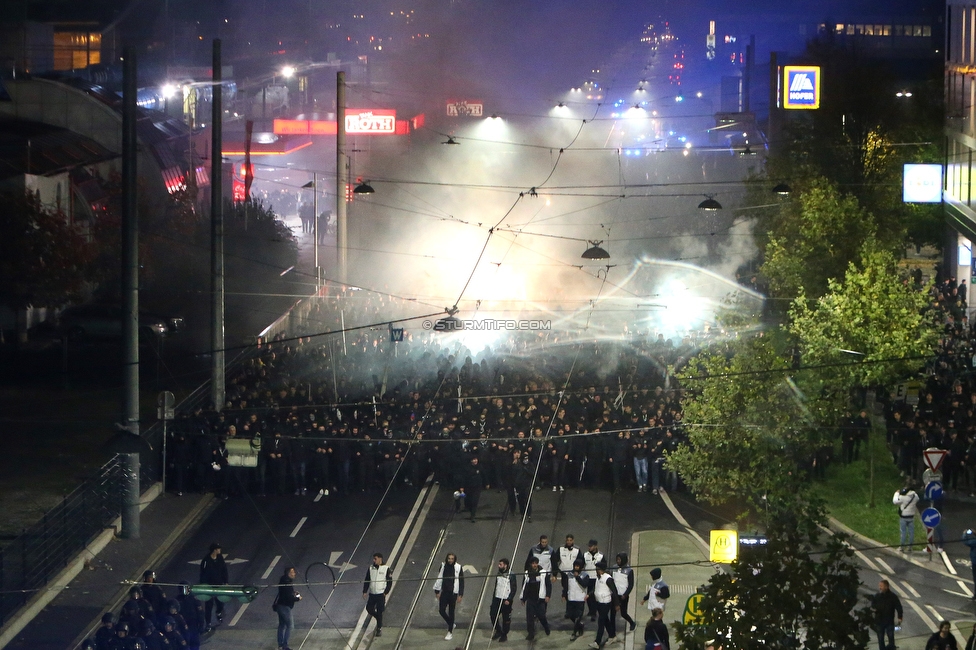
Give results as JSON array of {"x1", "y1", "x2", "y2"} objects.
[{"x1": 0, "y1": 456, "x2": 124, "y2": 626}]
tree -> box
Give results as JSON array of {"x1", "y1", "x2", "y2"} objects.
[
  {"x1": 760, "y1": 178, "x2": 878, "y2": 302},
  {"x1": 789, "y1": 239, "x2": 940, "y2": 414},
  {"x1": 669, "y1": 335, "x2": 828, "y2": 524},
  {"x1": 673, "y1": 524, "x2": 871, "y2": 650},
  {"x1": 0, "y1": 192, "x2": 95, "y2": 339}
]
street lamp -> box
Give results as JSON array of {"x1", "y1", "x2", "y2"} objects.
[
  {"x1": 582, "y1": 240, "x2": 610, "y2": 260},
  {"x1": 353, "y1": 180, "x2": 375, "y2": 194},
  {"x1": 281, "y1": 65, "x2": 296, "y2": 78},
  {"x1": 698, "y1": 196, "x2": 722, "y2": 211}
]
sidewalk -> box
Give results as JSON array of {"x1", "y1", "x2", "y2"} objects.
[{"x1": 2, "y1": 491, "x2": 213, "y2": 650}]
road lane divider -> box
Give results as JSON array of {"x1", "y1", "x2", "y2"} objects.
[
  {"x1": 262, "y1": 555, "x2": 282, "y2": 580},
  {"x1": 290, "y1": 516, "x2": 308, "y2": 538}
]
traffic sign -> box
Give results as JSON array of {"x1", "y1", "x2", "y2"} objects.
[
  {"x1": 710, "y1": 530, "x2": 738, "y2": 563},
  {"x1": 923, "y1": 448, "x2": 948, "y2": 472},
  {"x1": 683, "y1": 593, "x2": 705, "y2": 625},
  {"x1": 921, "y1": 507, "x2": 941, "y2": 529},
  {"x1": 924, "y1": 481, "x2": 944, "y2": 501}
]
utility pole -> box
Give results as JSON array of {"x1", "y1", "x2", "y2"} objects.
[
  {"x1": 336, "y1": 71, "x2": 347, "y2": 284},
  {"x1": 211, "y1": 39, "x2": 225, "y2": 411},
  {"x1": 312, "y1": 171, "x2": 319, "y2": 289},
  {"x1": 121, "y1": 47, "x2": 139, "y2": 437},
  {"x1": 768, "y1": 51, "x2": 780, "y2": 157}
]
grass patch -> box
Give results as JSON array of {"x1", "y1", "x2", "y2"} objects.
[{"x1": 821, "y1": 430, "x2": 924, "y2": 548}]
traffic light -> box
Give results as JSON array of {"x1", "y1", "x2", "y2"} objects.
[{"x1": 190, "y1": 584, "x2": 259, "y2": 603}]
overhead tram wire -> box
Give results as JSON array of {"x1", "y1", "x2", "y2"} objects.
[{"x1": 297, "y1": 336, "x2": 471, "y2": 649}]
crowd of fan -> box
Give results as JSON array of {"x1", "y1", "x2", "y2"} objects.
[
  {"x1": 883, "y1": 274, "x2": 976, "y2": 492},
  {"x1": 81, "y1": 571, "x2": 205, "y2": 650},
  {"x1": 162, "y1": 291, "x2": 694, "y2": 502}
]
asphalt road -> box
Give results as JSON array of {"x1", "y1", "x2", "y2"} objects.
[{"x1": 148, "y1": 482, "x2": 976, "y2": 650}]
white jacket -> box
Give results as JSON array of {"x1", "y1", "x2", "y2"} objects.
[{"x1": 893, "y1": 490, "x2": 919, "y2": 518}]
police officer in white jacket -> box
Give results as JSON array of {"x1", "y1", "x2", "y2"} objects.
[
  {"x1": 490, "y1": 558, "x2": 517, "y2": 643},
  {"x1": 362, "y1": 552, "x2": 392, "y2": 637}
]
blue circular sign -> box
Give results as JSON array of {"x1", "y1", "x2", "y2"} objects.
[
  {"x1": 925, "y1": 481, "x2": 944, "y2": 501},
  {"x1": 921, "y1": 507, "x2": 942, "y2": 529}
]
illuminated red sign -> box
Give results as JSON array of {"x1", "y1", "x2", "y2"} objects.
[
  {"x1": 346, "y1": 109, "x2": 396, "y2": 134},
  {"x1": 447, "y1": 100, "x2": 483, "y2": 117}
]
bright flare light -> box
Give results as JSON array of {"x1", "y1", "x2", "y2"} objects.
[
  {"x1": 161, "y1": 83, "x2": 178, "y2": 99},
  {"x1": 281, "y1": 65, "x2": 296, "y2": 78}
]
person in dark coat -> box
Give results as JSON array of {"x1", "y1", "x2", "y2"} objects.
[
  {"x1": 199, "y1": 542, "x2": 229, "y2": 630},
  {"x1": 276, "y1": 566, "x2": 302, "y2": 650},
  {"x1": 140, "y1": 571, "x2": 166, "y2": 616},
  {"x1": 460, "y1": 455, "x2": 485, "y2": 521},
  {"x1": 870, "y1": 580, "x2": 903, "y2": 650},
  {"x1": 645, "y1": 608, "x2": 669, "y2": 650}
]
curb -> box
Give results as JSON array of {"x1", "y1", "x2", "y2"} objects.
[
  {"x1": 68, "y1": 492, "x2": 217, "y2": 650},
  {"x1": 0, "y1": 482, "x2": 162, "y2": 649},
  {"x1": 827, "y1": 515, "x2": 951, "y2": 577}
]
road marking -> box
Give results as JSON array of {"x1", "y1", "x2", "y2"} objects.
[
  {"x1": 462, "y1": 564, "x2": 479, "y2": 575},
  {"x1": 262, "y1": 555, "x2": 281, "y2": 580},
  {"x1": 944, "y1": 588, "x2": 971, "y2": 598},
  {"x1": 228, "y1": 602, "x2": 248, "y2": 626},
  {"x1": 926, "y1": 604, "x2": 942, "y2": 622},
  {"x1": 901, "y1": 582, "x2": 920, "y2": 598},
  {"x1": 874, "y1": 558, "x2": 893, "y2": 574},
  {"x1": 352, "y1": 484, "x2": 440, "y2": 650},
  {"x1": 906, "y1": 598, "x2": 936, "y2": 629},
  {"x1": 956, "y1": 580, "x2": 973, "y2": 597},
  {"x1": 941, "y1": 550, "x2": 957, "y2": 575},
  {"x1": 659, "y1": 491, "x2": 708, "y2": 550},
  {"x1": 313, "y1": 491, "x2": 324, "y2": 503},
  {"x1": 852, "y1": 547, "x2": 879, "y2": 573},
  {"x1": 290, "y1": 516, "x2": 308, "y2": 538}
]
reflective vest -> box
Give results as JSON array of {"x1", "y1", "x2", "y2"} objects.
[
  {"x1": 367, "y1": 565, "x2": 390, "y2": 595},
  {"x1": 594, "y1": 573, "x2": 613, "y2": 603}
]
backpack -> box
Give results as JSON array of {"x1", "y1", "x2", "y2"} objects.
[{"x1": 657, "y1": 582, "x2": 670, "y2": 600}]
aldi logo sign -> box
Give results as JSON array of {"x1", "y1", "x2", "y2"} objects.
[{"x1": 783, "y1": 66, "x2": 821, "y2": 109}]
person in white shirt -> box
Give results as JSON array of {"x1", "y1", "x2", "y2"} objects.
[
  {"x1": 892, "y1": 487, "x2": 919, "y2": 553},
  {"x1": 433, "y1": 553, "x2": 464, "y2": 640},
  {"x1": 490, "y1": 558, "x2": 517, "y2": 643},
  {"x1": 362, "y1": 552, "x2": 392, "y2": 637}
]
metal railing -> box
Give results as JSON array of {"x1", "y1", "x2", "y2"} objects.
[
  {"x1": 0, "y1": 289, "x2": 321, "y2": 627},
  {"x1": 0, "y1": 455, "x2": 125, "y2": 626}
]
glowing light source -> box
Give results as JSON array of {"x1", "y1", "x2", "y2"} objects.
[
  {"x1": 281, "y1": 65, "x2": 296, "y2": 78},
  {"x1": 161, "y1": 83, "x2": 178, "y2": 99},
  {"x1": 772, "y1": 182, "x2": 792, "y2": 196},
  {"x1": 353, "y1": 180, "x2": 375, "y2": 194}
]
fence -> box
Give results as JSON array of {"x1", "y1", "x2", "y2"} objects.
[
  {"x1": 0, "y1": 288, "x2": 321, "y2": 628},
  {"x1": 0, "y1": 455, "x2": 125, "y2": 626}
]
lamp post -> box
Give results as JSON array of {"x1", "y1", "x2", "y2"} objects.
[
  {"x1": 302, "y1": 175, "x2": 319, "y2": 290},
  {"x1": 336, "y1": 71, "x2": 348, "y2": 284}
]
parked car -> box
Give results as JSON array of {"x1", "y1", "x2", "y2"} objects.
[{"x1": 58, "y1": 304, "x2": 176, "y2": 341}]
